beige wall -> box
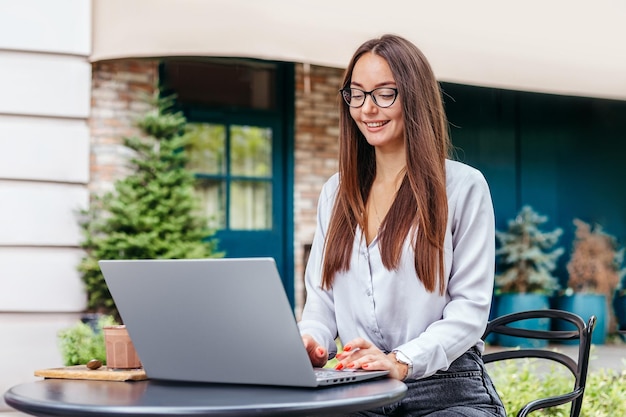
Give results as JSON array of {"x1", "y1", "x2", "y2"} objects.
[
  {"x1": 0, "y1": 2, "x2": 91, "y2": 312},
  {"x1": 0, "y1": 0, "x2": 92, "y2": 409}
]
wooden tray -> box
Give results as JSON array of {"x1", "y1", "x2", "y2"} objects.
[{"x1": 35, "y1": 365, "x2": 147, "y2": 381}]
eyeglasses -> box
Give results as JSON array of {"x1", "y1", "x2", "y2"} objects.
[{"x1": 340, "y1": 87, "x2": 399, "y2": 108}]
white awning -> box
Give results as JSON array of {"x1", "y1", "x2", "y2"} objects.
[{"x1": 91, "y1": 0, "x2": 626, "y2": 101}]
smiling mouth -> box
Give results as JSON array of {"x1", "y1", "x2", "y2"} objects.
[{"x1": 365, "y1": 121, "x2": 389, "y2": 128}]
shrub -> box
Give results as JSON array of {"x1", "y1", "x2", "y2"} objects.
[
  {"x1": 489, "y1": 357, "x2": 626, "y2": 416},
  {"x1": 57, "y1": 315, "x2": 117, "y2": 366}
]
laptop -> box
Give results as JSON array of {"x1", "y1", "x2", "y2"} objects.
[{"x1": 99, "y1": 257, "x2": 389, "y2": 387}]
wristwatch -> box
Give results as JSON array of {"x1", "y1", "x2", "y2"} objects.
[{"x1": 392, "y1": 350, "x2": 413, "y2": 380}]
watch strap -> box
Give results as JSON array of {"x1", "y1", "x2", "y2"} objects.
[{"x1": 392, "y1": 350, "x2": 413, "y2": 380}]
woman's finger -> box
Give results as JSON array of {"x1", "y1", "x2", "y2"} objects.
[
  {"x1": 342, "y1": 337, "x2": 370, "y2": 352},
  {"x1": 301, "y1": 335, "x2": 327, "y2": 367}
]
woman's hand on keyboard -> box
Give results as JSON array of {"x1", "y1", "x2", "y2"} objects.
[{"x1": 334, "y1": 338, "x2": 407, "y2": 380}]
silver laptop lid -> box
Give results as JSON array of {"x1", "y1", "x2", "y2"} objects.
[{"x1": 99, "y1": 258, "x2": 321, "y2": 387}]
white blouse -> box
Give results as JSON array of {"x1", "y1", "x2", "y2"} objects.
[{"x1": 298, "y1": 159, "x2": 495, "y2": 380}]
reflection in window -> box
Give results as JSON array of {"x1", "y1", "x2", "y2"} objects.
[
  {"x1": 186, "y1": 124, "x2": 226, "y2": 175},
  {"x1": 230, "y1": 126, "x2": 272, "y2": 177},
  {"x1": 195, "y1": 179, "x2": 225, "y2": 229},
  {"x1": 230, "y1": 180, "x2": 272, "y2": 230}
]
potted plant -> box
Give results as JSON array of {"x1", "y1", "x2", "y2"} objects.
[
  {"x1": 555, "y1": 219, "x2": 625, "y2": 344},
  {"x1": 58, "y1": 316, "x2": 141, "y2": 370},
  {"x1": 494, "y1": 206, "x2": 564, "y2": 347}
]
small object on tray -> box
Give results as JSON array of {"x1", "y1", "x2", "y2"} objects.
[{"x1": 86, "y1": 359, "x2": 103, "y2": 370}]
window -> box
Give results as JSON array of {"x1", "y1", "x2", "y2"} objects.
[{"x1": 186, "y1": 123, "x2": 273, "y2": 230}]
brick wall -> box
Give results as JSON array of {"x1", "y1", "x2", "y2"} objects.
[
  {"x1": 293, "y1": 63, "x2": 344, "y2": 314},
  {"x1": 89, "y1": 60, "x2": 158, "y2": 195}
]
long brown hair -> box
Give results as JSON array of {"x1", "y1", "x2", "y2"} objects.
[{"x1": 321, "y1": 34, "x2": 451, "y2": 294}]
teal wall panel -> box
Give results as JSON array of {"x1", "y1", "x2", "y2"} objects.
[
  {"x1": 443, "y1": 84, "x2": 518, "y2": 230},
  {"x1": 442, "y1": 82, "x2": 626, "y2": 283}
]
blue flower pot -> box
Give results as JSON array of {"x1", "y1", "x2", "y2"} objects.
[
  {"x1": 495, "y1": 293, "x2": 550, "y2": 348},
  {"x1": 553, "y1": 294, "x2": 607, "y2": 345}
]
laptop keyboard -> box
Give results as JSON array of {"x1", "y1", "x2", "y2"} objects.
[
  {"x1": 315, "y1": 368, "x2": 359, "y2": 382},
  {"x1": 315, "y1": 369, "x2": 342, "y2": 378}
]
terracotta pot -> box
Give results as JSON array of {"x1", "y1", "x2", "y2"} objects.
[{"x1": 103, "y1": 325, "x2": 142, "y2": 369}]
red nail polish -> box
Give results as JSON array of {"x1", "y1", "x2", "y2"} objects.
[
  {"x1": 347, "y1": 363, "x2": 355, "y2": 368},
  {"x1": 335, "y1": 363, "x2": 344, "y2": 370},
  {"x1": 344, "y1": 345, "x2": 352, "y2": 352}
]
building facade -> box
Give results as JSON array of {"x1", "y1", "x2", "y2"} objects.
[{"x1": 2, "y1": 0, "x2": 626, "y2": 411}]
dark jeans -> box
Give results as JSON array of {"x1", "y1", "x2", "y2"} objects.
[{"x1": 349, "y1": 348, "x2": 506, "y2": 417}]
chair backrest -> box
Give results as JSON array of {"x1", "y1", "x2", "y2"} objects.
[{"x1": 481, "y1": 309, "x2": 596, "y2": 417}]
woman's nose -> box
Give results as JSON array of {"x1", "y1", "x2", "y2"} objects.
[{"x1": 361, "y1": 94, "x2": 378, "y2": 113}]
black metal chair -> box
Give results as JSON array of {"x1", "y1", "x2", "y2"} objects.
[{"x1": 481, "y1": 309, "x2": 596, "y2": 417}]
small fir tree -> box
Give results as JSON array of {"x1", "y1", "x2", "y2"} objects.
[
  {"x1": 495, "y1": 206, "x2": 564, "y2": 295},
  {"x1": 566, "y1": 219, "x2": 625, "y2": 298},
  {"x1": 78, "y1": 93, "x2": 222, "y2": 318}
]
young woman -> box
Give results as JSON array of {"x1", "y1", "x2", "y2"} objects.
[{"x1": 298, "y1": 34, "x2": 506, "y2": 416}]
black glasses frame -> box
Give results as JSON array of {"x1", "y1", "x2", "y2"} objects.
[{"x1": 339, "y1": 87, "x2": 399, "y2": 108}]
